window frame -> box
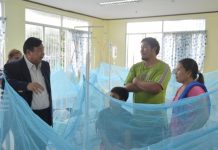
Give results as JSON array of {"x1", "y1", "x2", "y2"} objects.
[
  {"x1": 25, "y1": 8, "x2": 89, "y2": 72},
  {"x1": 126, "y1": 19, "x2": 206, "y2": 69}
]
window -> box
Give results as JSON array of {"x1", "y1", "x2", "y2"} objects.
[
  {"x1": 63, "y1": 29, "x2": 88, "y2": 76},
  {"x1": 25, "y1": 24, "x2": 43, "y2": 39},
  {"x1": 25, "y1": 9, "x2": 89, "y2": 74},
  {"x1": 62, "y1": 16, "x2": 88, "y2": 31},
  {"x1": 25, "y1": 9, "x2": 61, "y2": 27},
  {"x1": 126, "y1": 19, "x2": 206, "y2": 71},
  {"x1": 163, "y1": 20, "x2": 205, "y2": 32}
]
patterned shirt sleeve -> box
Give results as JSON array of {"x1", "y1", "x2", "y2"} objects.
[
  {"x1": 124, "y1": 66, "x2": 136, "y2": 85},
  {"x1": 153, "y1": 64, "x2": 171, "y2": 90}
]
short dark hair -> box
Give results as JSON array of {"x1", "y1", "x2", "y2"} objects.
[
  {"x1": 23, "y1": 37, "x2": 42, "y2": 54},
  {"x1": 111, "y1": 87, "x2": 129, "y2": 101},
  {"x1": 141, "y1": 37, "x2": 160, "y2": 55}
]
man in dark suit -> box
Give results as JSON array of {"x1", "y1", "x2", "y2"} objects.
[{"x1": 4, "y1": 37, "x2": 52, "y2": 126}]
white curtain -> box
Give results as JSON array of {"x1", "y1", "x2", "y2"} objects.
[
  {"x1": 161, "y1": 31, "x2": 206, "y2": 71},
  {"x1": 64, "y1": 29, "x2": 88, "y2": 76},
  {"x1": 44, "y1": 27, "x2": 61, "y2": 69},
  {"x1": 0, "y1": 18, "x2": 5, "y2": 70}
]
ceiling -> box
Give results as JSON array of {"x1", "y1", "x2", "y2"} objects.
[{"x1": 26, "y1": 0, "x2": 218, "y2": 19}]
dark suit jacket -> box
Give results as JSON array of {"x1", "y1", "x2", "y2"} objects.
[{"x1": 4, "y1": 57, "x2": 53, "y2": 125}]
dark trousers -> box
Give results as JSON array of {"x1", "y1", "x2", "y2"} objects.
[
  {"x1": 33, "y1": 107, "x2": 52, "y2": 126},
  {"x1": 31, "y1": 107, "x2": 52, "y2": 150}
]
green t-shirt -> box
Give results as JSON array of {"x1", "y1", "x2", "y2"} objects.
[{"x1": 125, "y1": 60, "x2": 171, "y2": 104}]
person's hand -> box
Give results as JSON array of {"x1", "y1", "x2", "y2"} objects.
[
  {"x1": 27, "y1": 82, "x2": 44, "y2": 94},
  {"x1": 133, "y1": 77, "x2": 140, "y2": 85}
]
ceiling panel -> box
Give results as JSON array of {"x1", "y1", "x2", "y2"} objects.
[{"x1": 26, "y1": 0, "x2": 218, "y2": 19}]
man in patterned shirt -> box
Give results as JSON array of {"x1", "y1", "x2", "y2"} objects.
[
  {"x1": 125, "y1": 37, "x2": 171, "y2": 104},
  {"x1": 125, "y1": 37, "x2": 171, "y2": 147}
]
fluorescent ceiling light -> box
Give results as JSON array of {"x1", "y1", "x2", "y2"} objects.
[{"x1": 99, "y1": 0, "x2": 141, "y2": 5}]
